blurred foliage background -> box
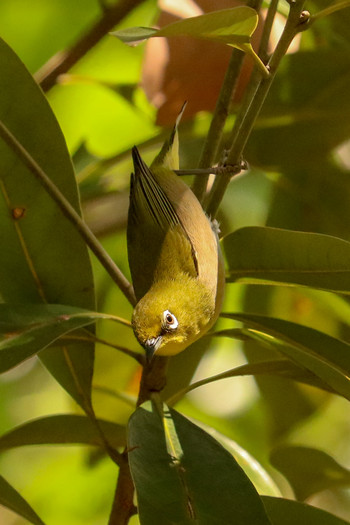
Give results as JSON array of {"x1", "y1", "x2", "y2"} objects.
[{"x1": 0, "y1": 0, "x2": 349, "y2": 523}]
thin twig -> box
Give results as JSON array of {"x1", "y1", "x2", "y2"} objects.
[
  {"x1": 35, "y1": 0, "x2": 145, "y2": 92},
  {"x1": 61, "y1": 332, "x2": 144, "y2": 364},
  {"x1": 93, "y1": 385, "x2": 137, "y2": 407},
  {"x1": 310, "y1": 0, "x2": 350, "y2": 24},
  {"x1": 191, "y1": 48, "x2": 246, "y2": 202},
  {"x1": 0, "y1": 119, "x2": 136, "y2": 306},
  {"x1": 175, "y1": 163, "x2": 246, "y2": 176},
  {"x1": 258, "y1": 0, "x2": 280, "y2": 63}
]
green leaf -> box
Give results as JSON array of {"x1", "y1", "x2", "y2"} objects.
[
  {"x1": 112, "y1": 8, "x2": 268, "y2": 75},
  {"x1": 223, "y1": 227, "x2": 350, "y2": 293},
  {"x1": 155, "y1": 7, "x2": 257, "y2": 43},
  {"x1": 222, "y1": 313, "x2": 350, "y2": 400},
  {"x1": 270, "y1": 446, "x2": 350, "y2": 501},
  {"x1": 195, "y1": 423, "x2": 282, "y2": 497},
  {"x1": 262, "y1": 496, "x2": 350, "y2": 525},
  {"x1": 0, "y1": 414, "x2": 126, "y2": 449},
  {"x1": 49, "y1": 82, "x2": 157, "y2": 156},
  {"x1": 0, "y1": 304, "x2": 116, "y2": 374},
  {"x1": 113, "y1": 7, "x2": 257, "y2": 42},
  {"x1": 111, "y1": 26, "x2": 157, "y2": 42},
  {"x1": 128, "y1": 401, "x2": 271, "y2": 525},
  {"x1": 247, "y1": 49, "x2": 350, "y2": 168},
  {"x1": 0, "y1": 37, "x2": 95, "y2": 407},
  {"x1": 0, "y1": 474, "x2": 45, "y2": 525}
]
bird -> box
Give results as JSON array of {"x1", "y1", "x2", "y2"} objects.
[{"x1": 127, "y1": 109, "x2": 225, "y2": 360}]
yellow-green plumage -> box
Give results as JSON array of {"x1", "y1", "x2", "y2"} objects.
[{"x1": 127, "y1": 115, "x2": 225, "y2": 358}]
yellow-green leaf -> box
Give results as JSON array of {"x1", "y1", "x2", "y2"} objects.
[{"x1": 112, "y1": 8, "x2": 268, "y2": 76}]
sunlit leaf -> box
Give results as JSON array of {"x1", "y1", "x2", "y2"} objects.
[
  {"x1": 223, "y1": 227, "x2": 350, "y2": 293},
  {"x1": 0, "y1": 474, "x2": 45, "y2": 525},
  {"x1": 0, "y1": 414, "x2": 126, "y2": 449},
  {"x1": 128, "y1": 401, "x2": 271, "y2": 525},
  {"x1": 112, "y1": 8, "x2": 267, "y2": 75},
  {"x1": 0, "y1": 304, "x2": 122, "y2": 374},
  {"x1": 262, "y1": 496, "x2": 350, "y2": 525},
  {"x1": 196, "y1": 423, "x2": 282, "y2": 497},
  {"x1": 222, "y1": 313, "x2": 350, "y2": 400},
  {"x1": 270, "y1": 445, "x2": 350, "y2": 501},
  {"x1": 49, "y1": 83, "x2": 157, "y2": 156},
  {"x1": 0, "y1": 37, "x2": 95, "y2": 408},
  {"x1": 113, "y1": 7, "x2": 256, "y2": 42}
]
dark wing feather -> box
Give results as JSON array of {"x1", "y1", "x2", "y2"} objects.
[
  {"x1": 127, "y1": 147, "x2": 196, "y2": 301},
  {"x1": 130, "y1": 147, "x2": 179, "y2": 228}
]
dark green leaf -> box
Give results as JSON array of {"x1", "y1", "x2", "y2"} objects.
[
  {"x1": 0, "y1": 304, "x2": 113, "y2": 374},
  {"x1": 0, "y1": 474, "x2": 45, "y2": 525},
  {"x1": 270, "y1": 446, "x2": 350, "y2": 501},
  {"x1": 262, "y1": 496, "x2": 350, "y2": 525},
  {"x1": 223, "y1": 227, "x2": 350, "y2": 293},
  {"x1": 247, "y1": 49, "x2": 350, "y2": 168},
  {"x1": 222, "y1": 313, "x2": 350, "y2": 400},
  {"x1": 0, "y1": 414, "x2": 126, "y2": 449},
  {"x1": 0, "y1": 37, "x2": 95, "y2": 407},
  {"x1": 128, "y1": 402, "x2": 271, "y2": 525}
]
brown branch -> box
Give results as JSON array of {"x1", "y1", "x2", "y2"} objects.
[
  {"x1": 35, "y1": 0, "x2": 145, "y2": 92},
  {"x1": 108, "y1": 452, "x2": 137, "y2": 525},
  {"x1": 107, "y1": 356, "x2": 169, "y2": 524}
]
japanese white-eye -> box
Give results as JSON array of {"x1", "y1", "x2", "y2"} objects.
[{"x1": 127, "y1": 111, "x2": 225, "y2": 359}]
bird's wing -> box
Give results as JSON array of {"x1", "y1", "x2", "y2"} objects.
[
  {"x1": 130, "y1": 147, "x2": 180, "y2": 230},
  {"x1": 127, "y1": 147, "x2": 197, "y2": 301}
]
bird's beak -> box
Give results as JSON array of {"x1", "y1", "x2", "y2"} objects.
[{"x1": 144, "y1": 335, "x2": 162, "y2": 362}]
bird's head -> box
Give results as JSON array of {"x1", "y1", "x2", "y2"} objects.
[{"x1": 132, "y1": 276, "x2": 214, "y2": 360}]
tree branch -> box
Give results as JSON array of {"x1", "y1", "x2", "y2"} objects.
[
  {"x1": 35, "y1": 0, "x2": 145, "y2": 92},
  {"x1": 191, "y1": 48, "x2": 245, "y2": 202},
  {"x1": 206, "y1": 0, "x2": 308, "y2": 218},
  {"x1": 192, "y1": 0, "x2": 263, "y2": 204},
  {"x1": 108, "y1": 452, "x2": 137, "y2": 525},
  {"x1": 0, "y1": 119, "x2": 136, "y2": 306}
]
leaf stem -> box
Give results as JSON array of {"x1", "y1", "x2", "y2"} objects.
[
  {"x1": 206, "y1": 0, "x2": 308, "y2": 217},
  {"x1": 166, "y1": 359, "x2": 295, "y2": 405},
  {"x1": 0, "y1": 119, "x2": 136, "y2": 306},
  {"x1": 310, "y1": 0, "x2": 350, "y2": 23}
]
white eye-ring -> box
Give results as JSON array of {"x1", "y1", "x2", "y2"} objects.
[{"x1": 162, "y1": 310, "x2": 178, "y2": 331}]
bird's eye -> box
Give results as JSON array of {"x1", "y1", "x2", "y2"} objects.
[{"x1": 162, "y1": 310, "x2": 178, "y2": 330}]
